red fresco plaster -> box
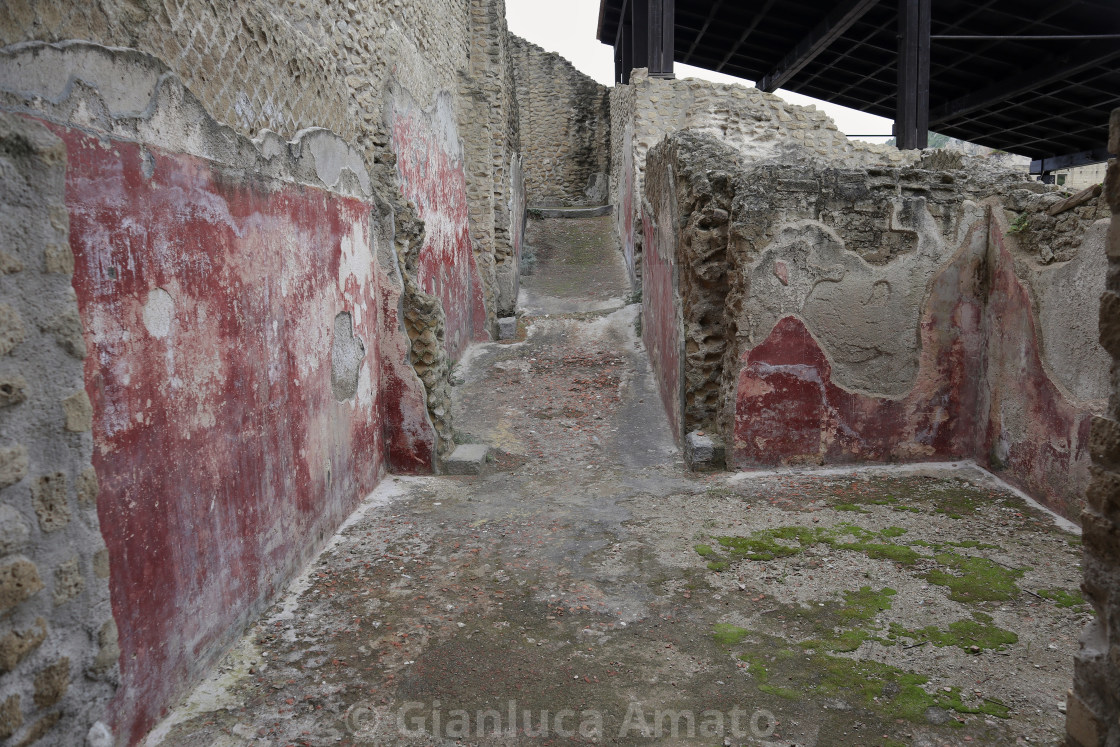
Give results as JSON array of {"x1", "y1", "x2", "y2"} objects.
[
  {"x1": 979, "y1": 221, "x2": 1091, "y2": 518},
  {"x1": 733, "y1": 223, "x2": 989, "y2": 468},
  {"x1": 390, "y1": 107, "x2": 489, "y2": 361},
  {"x1": 641, "y1": 205, "x2": 682, "y2": 440},
  {"x1": 730, "y1": 212, "x2": 1091, "y2": 517},
  {"x1": 53, "y1": 122, "x2": 399, "y2": 743}
]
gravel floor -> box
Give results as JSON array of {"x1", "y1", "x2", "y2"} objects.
[{"x1": 146, "y1": 217, "x2": 1086, "y2": 747}]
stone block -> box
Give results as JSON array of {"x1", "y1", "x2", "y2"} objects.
[
  {"x1": 498, "y1": 316, "x2": 518, "y2": 340},
  {"x1": 17, "y1": 711, "x2": 61, "y2": 746},
  {"x1": 62, "y1": 390, "x2": 92, "y2": 432},
  {"x1": 33, "y1": 657, "x2": 69, "y2": 708},
  {"x1": 92, "y1": 548, "x2": 109, "y2": 579},
  {"x1": 0, "y1": 251, "x2": 22, "y2": 275},
  {"x1": 444, "y1": 444, "x2": 489, "y2": 475},
  {"x1": 1082, "y1": 511, "x2": 1120, "y2": 565},
  {"x1": 1066, "y1": 689, "x2": 1104, "y2": 747},
  {"x1": 0, "y1": 695, "x2": 20, "y2": 741},
  {"x1": 1100, "y1": 291, "x2": 1120, "y2": 357},
  {"x1": 1091, "y1": 416, "x2": 1120, "y2": 469},
  {"x1": 0, "y1": 303, "x2": 26, "y2": 357},
  {"x1": 52, "y1": 556, "x2": 83, "y2": 605},
  {"x1": 685, "y1": 431, "x2": 725, "y2": 472},
  {"x1": 43, "y1": 243, "x2": 73, "y2": 274},
  {"x1": 31, "y1": 473, "x2": 69, "y2": 533},
  {"x1": 0, "y1": 559, "x2": 43, "y2": 612},
  {"x1": 0, "y1": 505, "x2": 30, "y2": 557},
  {"x1": 0, "y1": 618, "x2": 47, "y2": 673},
  {"x1": 39, "y1": 309, "x2": 85, "y2": 360},
  {"x1": 76, "y1": 468, "x2": 98, "y2": 507},
  {"x1": 1087, "y1": 466, "x2": 1120, "y2": 516},
  {"x1": 91, "y1": 619, "x2": 119, "y2": 676},
  {"x1": 0, "y1": 446, "x2": 28, "y2": 489},
  {"x1": 0, "y1": 375, "x2": 28, "y2": 408}
]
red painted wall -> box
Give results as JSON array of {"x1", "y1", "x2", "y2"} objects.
[
  {"x1": 728, "y1": 209, "x2": 1092, "y2": 517},
  {"x1": 979, "y1": 220, "x2": 1092, "y2": 518},
  {"x1": 54, "y1": 123, "x2": 400, "y2": 743},
  {"x1": 732, "y1": 222, "x2": 987, "y2": 467},
  {"x1": 390, "y1": 105, "x2": 490, "y2": 361},
  {"x1": 641, "y1": 204, "x2": 682, "y2": 440}
]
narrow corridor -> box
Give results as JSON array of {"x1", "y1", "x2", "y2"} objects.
[{"x1": 150, "y1": 216, "x2": 1086, "y2": 747}]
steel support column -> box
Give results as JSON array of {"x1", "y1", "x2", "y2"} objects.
[{"x1": 896, "y1": 0, "x2": 930, "y2": 149}]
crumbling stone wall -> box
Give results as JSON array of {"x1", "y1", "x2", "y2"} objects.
[
  {"x1": 0, "y1": 112, "x2": 117, "y2": 746},
  {"x1": 511, "y1": 35, "x2": 611, "y2": 207},
  {"x1": 0, "y1": 0, "x2": 528, "y2": 462},
  {"x1": 461, "y1": 0, "x2": 524, "y2": 317},
  {"x1": 611, "y1": 69, "x2": 916, "y2": 292},
  {"x1": 1068, "y1": 109, "x2": 1120, "y2": 747},
  {"x1": 645, "y1": 129, "x2": 1108, "y2": 518},
  {"x1": 0, "y1": 40, "x2": 441, "y2": 745}
]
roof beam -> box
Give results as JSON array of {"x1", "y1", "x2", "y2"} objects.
[
  {"x1": 1029, "y1": 147, "x2": 1114, "y2": 175},
  {"x1": 683, "y1": 0, "x2": 724, "y2": 64},
  {"x1": 715, "y1": 0, "x2": 779, "y2": 73},
  {"x1": 929, "y1": 42, "x2": 1120, "y2": 125},
  {"x1": 757, "y1": 0, "x2": 881, "y2": 92}
]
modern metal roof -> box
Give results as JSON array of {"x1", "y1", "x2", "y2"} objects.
[{"x1": 597, "y1": 0, "x2": 1120, "y2": 167}]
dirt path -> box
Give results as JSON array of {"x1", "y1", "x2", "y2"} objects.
[{"x1": 149, "y1": 216, "x2": 1087, "y2": 747}]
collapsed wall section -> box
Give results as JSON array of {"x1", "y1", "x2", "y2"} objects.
[
  {"x1": 511, "y1": 35, "x2": 611, "y2": 208},
  {"x1": 1068, "y1": 110, "x2": 1120, "y2": 747},
  {"x1": 611, "y1": 69, "x2": 915, "y2": 293},
  {"x1": 644, "y1": 129, "x2": 1108, "y2": 519},
  {"x1": 0, "y1": 42, "x2": 437, "y2": 745}
]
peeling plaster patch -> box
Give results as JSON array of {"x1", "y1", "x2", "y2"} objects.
[
  {"x1": 142, "y1": 288, "x2": 173, "y2": 339},
  {"x1": 331, "y1": 311, "x2": 365, "y2": 402}
]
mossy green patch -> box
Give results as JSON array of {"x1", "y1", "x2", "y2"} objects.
[
  {"x1": 712, "y1": 624, "x2": 750, "y2": 646},
  {"x1": 735, "y1": 634, "x2": 1009, "y2": 723},
  {"x1": 1038, "y1": 588, "x2": 1085, "y2": 608},
  {"x1": 706, "y1": 561, "x2": 729, "y2": 572},
  {"x1": 925, "y1": 552, "x2": 1025, "y2": 603},
  {"x1": 715, "y1": 523, "x2": 920, "y2": 566},
  {"x1": 889, "y1": 612, "x2": 1018, "y2": 650},
  {"x1": 693, "y1": 544, "x2": 715, "y2": 557}
]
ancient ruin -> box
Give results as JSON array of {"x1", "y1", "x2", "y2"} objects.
[{"x1": 0, "y1": 0, "x2": 1116, "y2": 745}]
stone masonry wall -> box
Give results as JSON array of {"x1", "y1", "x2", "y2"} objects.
[
  {"x1": 644, "y1": 129, "x2": 1109, "y2": 519},
  {"x1": 0, "y1": 112, "x2": 117, "y2": 746},
  {"x1": 0, "y1": 0, "x2": 528, "y2": 463},
  {"x1": 611, "y1": 69, "x2": 917, "y2": 293},
  {"x1": 0, "y1": 39, "x2": 441, "y2": 745},
  {"x1": 511, "y1": 35, "x2": 611, "y2": 208},
  {"x1": 1068, "y1": 108, "x2": 1120, "y2": 747}
]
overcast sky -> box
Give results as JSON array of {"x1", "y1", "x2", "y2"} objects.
[{"x1": 505, "y1": 0, "x2": 896, "y2": 143}]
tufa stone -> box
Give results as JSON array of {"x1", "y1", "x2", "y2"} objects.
[
  {"x1": 0, "y1": 505, "x2": 30, "y2": 556},
  {"x1": 0, "y1": 303, "x2": 27, "y2": 357},
  {"x1": 32, "y1": 657, "x2": 69, "y2": 708},
  {"x1": 92, "y1": 548, "x2": 110, "y2": 579},
  {"x1": 0, "y1": 560, "x2": 43, "y2": 612},
  {"x1": 52, "y1": 556, "x2": 83, "y2": 605},
  {"x1": 0, "y1": 618, "x2": 47, "y2": 673},
  {"x1": 31, "y1": 473, "x2": 69, "y2": 533},
  {"x1": 0, "y1": 445, "x2": 28, "y2": 490},
  {"x1": 76, "y1": 467, "x2": 98, "y2": 507},
  {"x1": 14, "y1": 710, "x2": 61, "y2": 747},
  {"x1": 0, "y1": 695, "x2": 20, "y2": 740},
  {"x1": 0, "y1": 375, "x2": 28, "y2": 408},
  {"x1": 42, "y1": 244, "x2": 74, "y2": 275},
  {"x1": 91, "y1": 619, "x2": 119, "y2": 675},
  {"x1": 62, "y1": 390, "x2": 92, "y2": 432}
]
